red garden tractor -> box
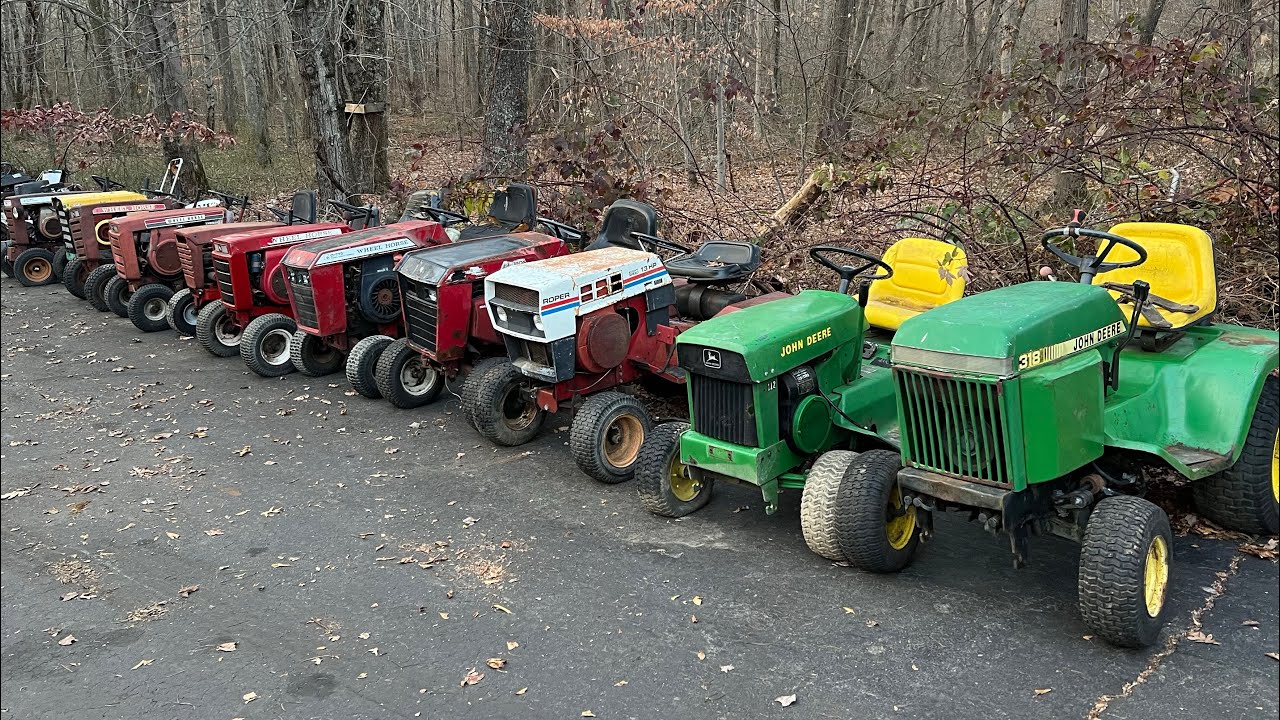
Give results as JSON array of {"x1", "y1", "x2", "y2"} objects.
[
  {"x1": 369, "y1": 214, "x2": 585, "y2": 405},
  {"x1": 0, "y1": 169, "x2": 86, "y2": 284},
  {"x1": 165, "y1": 192, "x2": 326, "y2": 338},
  {"x1": 103, "y1": 198, "x2": 249, "y2": 332},
  {"x1": 462, "y1": 199, "x2": 785, "y2": 483},
  {"x1": 241, "y1": 219, "x2": 451, "y2": 379}
]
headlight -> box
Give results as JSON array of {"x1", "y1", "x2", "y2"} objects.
[
  {"x1": 533, "y1": 314, "x2": 544, "y2": 331},
  {"x1": 2, "y1": 200, "x2": 11, "y2": 208},
  {"x1": 213, "y1": 242, "x2": 228, "y2": 253},
  {"x1": 495, "y1": 306, "x2": 508, "y2": 322},
  {"x1": 70, "y1": 210, "x2": 80, "y2": 218},
  {"x1": 426, "y1": 289, "x2": 437, "y2": 302}
]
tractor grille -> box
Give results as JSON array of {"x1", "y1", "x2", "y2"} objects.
[
  {"x1": 690, "y1": 374, "x2": 757, "y2": 447},
  {"x1": 492, "y1": 282, "x2": 539, "y2": 309},
  {"x1": 110, "y1": 227, "x2": 127, "y2": 275},
  {"x1": 895, "y1": 368, "x2": 1014, "y2": 486},
  {"x1": 177, "y1": 242, "x2": 197, "y2": 287},
  {"x1": 287, "y1": 274, "x2": 319, "y2": 329},
  {"x1": 59, "y1": 208, "x2": 77, "y2": 251},
  {"x1": 213, "y1": 258, "x2": 235, "y2": 304},
  {"x1": 401, "y1": 280, "x2": 438, "y2": 352}
]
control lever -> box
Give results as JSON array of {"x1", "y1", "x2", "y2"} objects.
[{"x1": 1108, "y1": 279, "x2": 1149, "y2": 391}]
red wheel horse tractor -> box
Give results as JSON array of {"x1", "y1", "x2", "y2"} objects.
[
  {"x1": 0, "y1": 169, "x2": 88, "y2": 284},
  {"x1": 463, "y1": 199, "x2": 782, "y2": 483}
]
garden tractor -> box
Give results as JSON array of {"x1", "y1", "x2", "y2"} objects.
[
  {"x1": 638, "y1": 216, "x2": 1277, "y2": 648},
  {"x1": 258, "y1": 218, "x2": 451, "y2": 381},
  {"x1": 2, "y1": 175, "x2": 130, "y2": 285},
  {"x1": 103, "y1": 196, "x2": 250, "y2": 332},
  {"x1": 166, "y1": 192, "x2": 325, "y2": 338},
  {"x1": 369, "y1": 208, "x2": 585, "y2": 405},
  {"x1": 461, "y1": 200, "x2": 791, "y2": 484}
]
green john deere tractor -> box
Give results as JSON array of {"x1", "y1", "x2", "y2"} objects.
[{"x1": 636, "y1": 219, "x2": 1278, "y2": 648}]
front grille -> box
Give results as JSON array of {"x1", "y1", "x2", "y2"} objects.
[
  {"x1": 177, "y1": 242, "x2": 197, "y2": 287},
  {"x1": 402, "y1": 281, "x2": 438, "y2": 352},
  {"x1": 492, "y1": 282, "x2": 539, "y2": 309},
  {"x1": 690, "y1": 374, "x2": 757, "y2": 446},
  {"x1": 213, "y1": 258, "x2": 234, "y2": 304},
  {"x1": 59, "y1": 208, "x2": 75, "y2": 251},
  {"x1": 110, "y1": 228, "x2": 127, "y2": 275},
  {"x1": 288, "y1": 275, "x2": 319, "y2": 328},
  {"x1": 895, "y1": 368, "x2": 1013, "y2": 486}
]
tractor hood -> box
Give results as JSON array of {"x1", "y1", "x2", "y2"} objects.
[
  {"x1": 398, "y1": 234, "x2": 535, "y2": 286},
  {"x1": 281, "y1": 220, "x2": 447, "y2": 270},
  {"x1": 211, "y1": 223, "x2": 348, "y2": 255},
  {"x1": 53, "y1": 191, "x2": 152, "y2": 212},
  {"x1": 5, "y1": 190, "x2": 94, "y2": 209},
  {"x1": 891, "y1": 282, "x2": 1128, "y2": 377},
  {"x1": 675, "y1": 290, "x2": 862, "y2": 382},
  {"x1": 111, "y1": 206, "x2": 229, "y2": 235}
]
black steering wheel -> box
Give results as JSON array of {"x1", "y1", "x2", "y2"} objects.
[
  {"x1": 420, "y1": 207, "x2": 470, "y2": 226},
  {"x1": 809, "y1": 246, "x2": 893, "y2": 295},
  {"x1": 631, "y1": 231, "x2": 693, "y2": 255},
  {"x1": 207, "y1": 190, "x2": 250, "y2": 209},
  {"x1": 1041, "y1": 224, "x2": 1147, "y2": 284},
  {"x1": 537, "y1": 216, "x2": 586, "y2": 243},
  {"x1": 91, "y1": 175, "x2": 126, "y2": 191}
]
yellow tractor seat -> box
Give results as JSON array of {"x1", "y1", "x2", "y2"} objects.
[
  {"x1": 865, "y1": 237, "x2": 967, "y2": 331},
  {"x1": 1092, "y1": 222, "x2": 1216, "y2": 331}
]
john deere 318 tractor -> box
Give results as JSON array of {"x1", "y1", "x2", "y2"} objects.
[{"x1": 636, "y1": 219, "x2": 1277, "y2": 648}]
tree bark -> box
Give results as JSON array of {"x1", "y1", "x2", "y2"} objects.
[
  {"x1": 479, "y1": 0, "x2": 533, "y2": 176},
  {"x1": 200, "y1": 0, "x2": 239, "y2": 129},
  {"x1": 235, "y1": 0, "x2": 270, "y2": 164},
  {"x1": 133, "y1": 0, "x2": 209, "y2": 195},
  {"x1": 817, "y1": 0, "x2": 855, "y2": 158},
  {"x1": 1051, "y1": 0, "x2": 1089, "y2": 209},
  {"x1": 1136, "y1": 0, "x2": 1166, "y2": 45},
  {"x1": 341, "y1": 0, "x2": 391, "y2": 193},
  {"x1": 85, "y1": 0, "x2": 120, "y2": 106},
  {"x1": 288, "y1": 0, "x2": 353, "y2": 201}
]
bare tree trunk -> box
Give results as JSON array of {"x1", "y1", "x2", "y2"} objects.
[
  {"x1": 23, "y1": 0, "x2": 46, "y2": 106},
  {"x1": 997, "y1": 0, "x2": 1029, "y2": 135},
  {"x1": 817, "y1": 0, "x2": 855, "y2": 157},
  {"x1": 289, "y1": 0, "x2": 353, "y2": 200},
  {"x1": 1136, "y1": 0, "x2": 1167, "y2": 45},
  {"x1": 1051, "y1": 0, "x2": 1089, "y2": 209},
  {"x1": 341, "y1": 0, "x2": 391, "y2": 193},
  {"x1": 479, "y1": 0, "x2": 533, "y2": 175},
  {"x1": 133, "y1": 0, "x2": 209, "y2": 194},
  {"x1": 200, "y1": 0, "x2": 239, "y2": 130},
  {"x1": 85, "y1": 0, "x2": 120, "y2": 106},
  {"x1": 235, "y1": 0, "x2": 270, "y2": 164}
]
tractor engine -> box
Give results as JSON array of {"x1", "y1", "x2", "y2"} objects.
[
  {"x1": 484, "y1": 247, "x2": 674, "y2": 383},
  {"x1": 890, "y1": 282, "x2": 1128, "y2": 493}
]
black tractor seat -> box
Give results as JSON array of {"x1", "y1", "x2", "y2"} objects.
[
  {"x1": 665, "y1": 241, "x2": 762, "y2": 283},
  {"x1": 456, "y1": 182, "x2": 539, "y2": 240},
  {"x1": 585, "y1": 199, "x2": 660, "y2": 251}
]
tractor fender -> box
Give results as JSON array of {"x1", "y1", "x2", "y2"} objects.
[{"x1": 1103, "y1": 324, "x2": 1279, "y2": 479}]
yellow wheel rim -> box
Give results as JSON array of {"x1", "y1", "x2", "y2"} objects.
[
  {"x1": 26, "y1": 259, "x2": 52, "y2": 282},
  {"x1": 669, "y1": 456, "x2": 701, "y2": 503},
  {"x1": 1271, "y1": 432, "x2": 1278, "y2": 504},
  {"x1": 1143, "y1": 535, "x2": 1169, "y2": 617},
  {"x1": 603, "y1": 415, "x2": 645, "y2": 468},
  {"x1": 886, "y1": 485, "x2": 917, "y2": 551}
]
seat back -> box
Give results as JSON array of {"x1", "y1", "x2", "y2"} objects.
[
  {"x1": 864, "y1": 237, "x2": 967, "y2": 331},
  {"x1": 1092, "y1": 222, "x2": 1216, "y2": 330},
  {"x1": 587, "y1": 199, "x2": 660, "y2": 251},
  {"x1": 487, "y1": 183, "x2": 537, "y2": 229},
  {"x1": 289, "y1": 191, "x2": 318, "y2": 225},
  {"x1": 690, "y1": 241, "x2": 760, "y2": 266}
]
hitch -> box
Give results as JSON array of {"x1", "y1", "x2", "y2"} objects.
[{"x1": 1107, "y1": 279, "x2": 1149, "y2": 391}]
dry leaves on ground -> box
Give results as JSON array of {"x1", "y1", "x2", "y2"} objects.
[
  {"x1": 775, "y1": 694, "x2": 797, "y2": 707},
  {"x1": 460, "y1": 669, "x2": 484, "y2": 686}
]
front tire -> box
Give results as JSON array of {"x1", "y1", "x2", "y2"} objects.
[
  {"x1": 240, "y1": 313, "x2": 297, "y2": 376},
  {"x1": 14, "y1": 248, "x2": 56, "y2": 287},
  {"x1": 374, "y1": 337, "x2": 443, "y2": 407},
  {"x1": 834, "y1": 449, "x2": 921, "y2": 573},
  {"x1": 1078, "y1": 495, "x2": 1173, "y2": 648},
  {"x1": 800, "y1": 450, "x2": 859, "y2": 562},
  {"x1": 51, "y1": 249, "x2": 69, "y2": 280},
  {"x1": 196, "y1": 301, "x2": 243, "y2": 357},
  {"x1": 461, "y1": 359, "x2": 545, "y2": 446},
  {"x1": 1, "y1": 242, "x2": 13, "y2": 278},
  {"x1": 127, "y1": 284, "x2": 174, "y2": 332},
  {"x1": 104, "y1": 275, "x2": 134, "y2": 317},
  {"x1": 569, "y1": 391, "x2": 652, "y2": 484},
  {"x1": 347, "y1": 335, "x2": 395, "y2": 399},
  {"x1": 166, "y1": 287, "x2": 198, "y2": 336},
  {"x1": 290, "y1": 330, "x2": 344, "y2": 377},
  {"x1": 636, "y1": 421, "x2": 712, "y2": 517},
  {"x1": 84, "y1": 264, "x2": 118, "y2": 312},
  {"x1": 62, "y1": 256, "x2": 89, "y2": 299},
  {"x1": 1193, "y1": 376, "x2": 1279, "y2": 535}
]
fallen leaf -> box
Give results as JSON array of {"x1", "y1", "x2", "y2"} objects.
[
  {"x1": 492, "y1": 604, "x2": 512, "y2": 614},
  {"x1": 205, "y1": 528, "x2": 224, "y2": 536},
  {"x1": 515, "y1": 687, "x2": 528, "y2": 695},
  {"x1": 178, "y1": 584, "x2": 199, "y2": 598},
  {"x1": 696, "y1": 651, "x2": 706, "y2": 661},
  {"x1": 865, "y1": 619, "x2": 879, "y2": 628},
  {"x1": 439, "y1": 612, "x2": 450, "y2": 620},
  {"x1": 242, "y1": 691, "x2": 258, "y2": 703},
  {"x1": 775, "y1": 694, "x2": 797, "y2": 707},
  {"x1": 260, "y1": 507, "x2": 283, "y2": 517},
  {"x1": 58, "y1": 634, "x2": 76, "y2": 646},
  {"x1": 842, "y1": 607, "x2": 856, "y2": 614},
  {"x1": 506, "y1": 640, "x2": 519, "y2": 651},
  {"x1": 368, "y1": 647, "x2": 380, "y2": 655},
  {"x1": 582, "y1": 712, "x2": 596, "y2": 718},
  {"x1": 690, "y1": 615, "x2": 698, "y2": 623},
  {"x1": 217, "y1": 642, "x2": 237, "y2": 652},
  {"x1": 486, "y1": 657, "x2": 506, "y2": 669},
  {"x1": 236, "y1": 446, "x2": 252, "y2": 457},
  {"x1": 461, "y1": 669, "x2": 485, "y2": 686},
  {"x1": 1, "y1": 487, "x2": 34, "y2": 500},
  {"x1": 1266, "y1": 652, "x2": 1279, "y2": 661},
  {"x1": 359, "y1": 632, "x2": 370, "y2": 639},
  {"x1": 1187, "y1": 630, "x2": 1220, "y2": 645},
  {"x1": 271, "y1": 563, "x2": 292, "y2": 568},
  {"x1": 357, "y1": 672, "x2": 368, "y2": 679},
  {"x1": 720, "y1": 664, "x2": 734, "y2": 673},
  {"x1": 614, "y1": 680, "x2": 627, "y2": 686},
  {"x1": 1034, "y1": 688, "x2": 1053, "y2": 696},
  {"x1": 692, "y1": 596, "x2": 703, "y2": 606},
  {"x1": 1242, "y1": 620, "x2": 1259, "y2": 627},
  {"x1": 165, "y1": 532, "x2": 180, "y2": 540}
]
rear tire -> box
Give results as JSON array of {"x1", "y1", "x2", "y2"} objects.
[
  {"x1": 104, "y1": 275, "x2": 133, "y2": 317},
  {"x1": 195, "y1": 301, "x2": 242, "y2": 357},
  {"x1": 1192, "y1": 376, "x2": 1279, "y2": 535},
  {"x1": 346, "y1": 335, "x2": 395, "y2": 399},
  {"x1": 127, "y1": 284, "x2": 174, "y2": 332},
  {"x1": 14, "y1": 248, "x2": 56, "y2": 287},
  {"x1": 240, "y1": 313, "x2": 297, "y2": 376},
  {"x1": 290, "y1": 330, "x2": 344, "y2": 377},
  {"x1": 461, "y1": 359, "x2": 545, "y2": 446},
  {"x1": 570, "y1": 391, "x2": 652, "y2": 484},
  {"x1": 374, "y1": 337, "x2": 444, "y2": 407},
  {"x1": 62, "y1": 256, "x2": 89, "y2": 299},
  {"x1": 636, "y1": 421, "x2": 712, "y2": 517},
  {"x1": 83, "y1": 264, "x2": 117, "y2": 311},
  {"x1": 800, "y1": 450, "x2": 859, "y2": 562},
  {"x1": 834, "y1": 449, "x2": 921, "y2": 573},
  {"x1": 51, "y1": 249, "x2": 69, "y2": 280},
  {"x1": 1, "y1": 241, "x2": 12, "y2": 278},
  {"x1": 166, "y1": 288, "x2": 197, "y2": 336},
  {"x1": 1078, "y1": 495, "x2": 1173, "y2": 648}
]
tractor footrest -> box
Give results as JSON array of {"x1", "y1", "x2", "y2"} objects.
[{"x1": 899, "y1": 467, "x2": 1008, "y2": 511}]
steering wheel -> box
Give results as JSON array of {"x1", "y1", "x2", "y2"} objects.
[
  {"x1": 1040, "y1": 224, "x2": 1147, "y2": 284},
  {"x1": 631, "y1": 231, "x2": 693, "y2": 255},
  {"x1": 91, "y1": 175, "x2": 126, "y2": 191},
  {"x1": 207, "y1": 190, "x2": 250, "y2": 208},
  {"x1": 409, "y1": 206, "x2": 470, "y2": 226},
  {"x1": 809, "y1": 246, "x2": 893, "y2": 295},
  {"x1": 537, "y1": 216, "x2": 586, "y2": 243}
]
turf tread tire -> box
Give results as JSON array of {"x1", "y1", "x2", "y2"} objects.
[
  {"x1": 104, "y1": 275, "x2": 134, "y2": 317},
  {"x1": 127, "y1": 284, "x2": 174, "y2": 332},
  {"x1": 635, "y1": 421, "x2": 712, "y2": 517},
  {"x1": 84, "y1": 264, "x2": 117, "y2": 311},
  {"x1": 196, "y1": 302, "x2": 241, "y2": 357},
  {"x1": 1077, "y1": 495, "x2": 1172, "y2": 648},
  {"x1": 1192, "y1": 376, "x2": 1278, "y2": 535},
  {"x1": 14, "y1": 248, "x2": 56, "y2": 287},
  {"x1": 166, "y1": 288, "x2": 196, "y2": 336},
  {"x1": 833, "y1": 449, "x2": 920, "y2": 573},
  {"x1": 374, "y1": 337, "x2": 444, "y2": 408},
  {"x1": 461, "y1": 359, "x2": 545, "y2": 446},
  {"x1": 290, "y1": 330, "x2": 344, "y2": 377},
  {"x1": 62, "y1": 256, "x2": 88, "y2": 298},
  {"x1": 347, "y1": 335, "x2": 395, "y2": 399},
  {"x1": 240, "y1": 313, "x2": 298, "y2": 376},
  {"x1": 800, "y1": 450, "x2": 859, "y2": 562},
  {"x1": 570, "y1": 391, "x2": 653, "y2": 484},
  {"x1": 51, "y1": 249, "x2": 69, "y2": 280}
]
